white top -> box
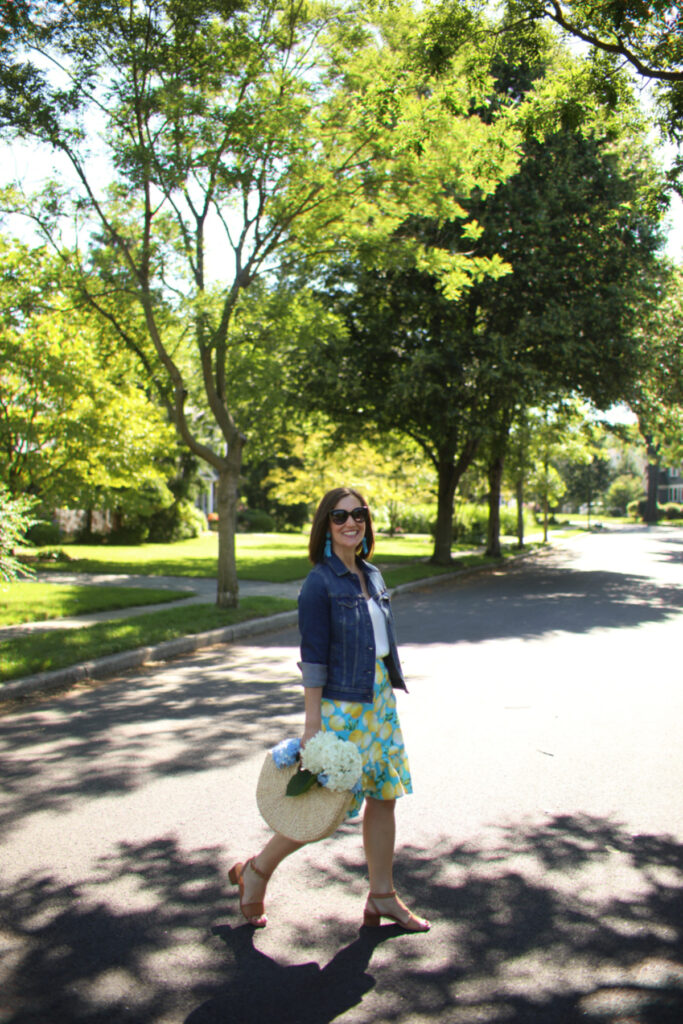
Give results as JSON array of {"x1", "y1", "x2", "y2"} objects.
[{"x1": 367, "y1": 596, "x2": 390, "y2": 659}]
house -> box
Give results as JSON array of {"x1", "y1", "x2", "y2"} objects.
[
  {"x1": 196, "y1": 467, "x2": 219, "y2": 518},
  {"x1": 658, "y1": 466, "x2": 683, "y2": 504}
]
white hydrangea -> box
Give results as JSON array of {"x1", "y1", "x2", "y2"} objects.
[{"x1": 301, "y1": 731, "x2": 363, "y2": 792}]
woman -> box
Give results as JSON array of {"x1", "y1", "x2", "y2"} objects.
[{"x1": 229, "y1": 486, "x2": 429, "y2": 932}]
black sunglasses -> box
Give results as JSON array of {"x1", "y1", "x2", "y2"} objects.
[{"x1": 329, "y1": 506, "x2": 369, "y2": 525}]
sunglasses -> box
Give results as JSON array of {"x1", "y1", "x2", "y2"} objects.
[{"x1": 329, "y1": 506, "x2": 369, "y2": 525}]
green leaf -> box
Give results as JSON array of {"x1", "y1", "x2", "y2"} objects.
[{"x1": 286, "y1": 769, "x2": 318, "y2": 797}]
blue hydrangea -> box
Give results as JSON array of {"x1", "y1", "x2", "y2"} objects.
[{"x1": 270, "y1": 737, "x2": 301, "y2": 768}]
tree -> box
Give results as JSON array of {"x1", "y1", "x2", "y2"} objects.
[
  {"x1": 510, "y1": 1, "x2": 683, "y2": 185},
  {"x1": 627, "y1": 264, "x2": 683, "y2": 521},
  {"x1": 264, "y1": 428, "x2": 438, "y2": 534},
  {"x1": 296, "y1": 17, "x2": 665, "y2": 563},
  {"x1": 0, "y1": 236, "x2": 174, "y2": 515},
  {"x1": 0, "y1": 0, "x2": 518, "y2": 604}
]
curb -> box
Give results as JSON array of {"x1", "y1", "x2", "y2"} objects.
[{"x1": 1, "y1": 549, "x2": 538, "y2": 701}]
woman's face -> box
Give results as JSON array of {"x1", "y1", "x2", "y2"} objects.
[{"x1": 329, "y1": 493, "x2": 367, "y2": 559}]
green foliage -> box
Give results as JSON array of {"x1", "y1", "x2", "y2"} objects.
[
  {"x1": 25, "y1": 521, "x2": 62, "y2": 547},
  {"x1": 627, "y1": 498, "x2": 649, "y2": 520},
  {"x1": 0, "y1": 486, "x2": 37, "y2": 582},
  {"x1": 237, "y1": 509, "x2": 276, "y2": 533},
  {"x1": 512, "y1": 0, "x2": 683, "y2": 160},
  {"x1": 0, "y1": 236, "x2": 175, "y2": 510},
  {"x1": 625, "y1": 498, "x2": 683, "y2": 523},
  {"x1": 449, "y1": 501, "x2": 533, "y2": 545},
  {"x1": 290, "y1": 15, "x2": 665, "y2": 563},
  {"x1": 660, "y1": 502, "x2": 683, "y2": 520},
  {"x1": 147, "y1": 500, "x2": 207, "y2": 544},
  {"x1": 605, "y1": 474, "x2": 645, "y2": 516},
  {"x1": 264, "y1": 431, "x2": 438, "y2": 529}
]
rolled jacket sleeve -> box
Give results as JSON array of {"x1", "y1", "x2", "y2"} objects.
[{"x1": 297, "y1": 570, "x2": 330, "y2": 688}]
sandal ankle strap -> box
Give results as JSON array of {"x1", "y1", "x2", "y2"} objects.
[
  {"x1": 368, "y1": 890, "x2": 396, "y2": 900},
  {"x1": 248, "y1": 857, "x2": 270, "y2": 881}
]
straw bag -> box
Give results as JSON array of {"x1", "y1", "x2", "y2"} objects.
[{"x1": 256, "y1": 753, "x2": 353, "y2": 843}]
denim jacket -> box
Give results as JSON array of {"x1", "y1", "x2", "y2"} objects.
[{"x1": 298, "y1": 553, "x2": 407, "y2": 704}]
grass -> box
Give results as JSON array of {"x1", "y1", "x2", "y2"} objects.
[
  {"x1": 0, "y1": 582, "x2": 189, "y2": 627},
  {"x1": 26, "y1": 533, "x2": 308, "y2": 580},
  {"x1": 25, "y1": 532, "x2": 444, "y2": 581},
  {"x1": 0, "y1": 597, "x2": 296, "y2": 684}
]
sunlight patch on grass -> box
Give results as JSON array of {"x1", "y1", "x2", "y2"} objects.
[{"x1": 0, "y1": 582, "x2": 188, "y2": 627}]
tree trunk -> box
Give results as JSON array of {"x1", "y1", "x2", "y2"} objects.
[
  {"x1": 641, "y1": 434, "x2": 659, "y2": 524},
  {"x1": 430, "y1": 440, "x2": 480, "y2": 565},
  {"x1": 485, "y1": 452, "x2": 504, "y2": 558},
  {"x1": 431, "y1": 461, "x2": 459, "y2": 565},
  {"x1": 515, "y1": 479, "x2": 525, "y2": 548},
  {"x1": 542, "y1": 457, "x2": 549, "y2": 543},
  {"x1": 215, "y1": 457, "x2": 242, "y2": 608}
]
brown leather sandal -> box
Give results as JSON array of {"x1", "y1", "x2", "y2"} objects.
[
  {"x1": 228, "y1": 857, "x2": 270, "y2": 928},
  {"x1": 363, "y1": 890, "x2": 430, "y2": 932}
]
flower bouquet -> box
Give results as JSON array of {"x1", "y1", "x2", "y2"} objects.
[{"x1": 256, "y1": 732, "x2": 363, "y2": 843}]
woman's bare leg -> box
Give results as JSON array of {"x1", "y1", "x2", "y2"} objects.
[
  {"x1": 362, "y1": 796, "x2": 429, "y2": 930},
  {"x1": 239, "y1": 831, "x2": 304, "y2": 906},
  {"x1": 362, "y1": 796, "x2": 396, "y2": 894}
]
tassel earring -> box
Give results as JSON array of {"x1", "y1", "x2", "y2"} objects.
[
  {"x1": 361, "y1": 537, "x2": 369, "y2": 556},
  {"x1": 324, "y1": 531, "x2": 332, "y2": 558}
]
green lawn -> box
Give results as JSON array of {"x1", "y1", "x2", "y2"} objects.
[
  {"x1": 1, "y1": 597, "x2": 296, "y2": 684},
  {"x1": 28, "y1": 532, "x2": 307, "y2": 580},
  {"x1": 0, "y1": 582, "x2": 189, "y2": 627},
  {"x1": 27, "y1": 532, "x2": 442, "y2": 581}
]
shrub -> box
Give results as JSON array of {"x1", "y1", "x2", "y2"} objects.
[
  {"x1": 606, "y1": 475, "x2": 645, "y2": 516},
  {"x1": 25, "y1": 520, "x2": 62, "y2": 546},
  {"x1": 450, "y1": 503, "x2": 489, "y2": 545},
  {"x1": 627, "y1": 499, "x2": 649, "y2": 520},
  {"x1": 660, "y1": 502, "x2": 683, "y2": 520},
  {"x1": 147, "y1": 500, "x2": 207, "y2": 542},
  {"x1": 75, "y1": 527, "x2": 107, "y2": 544},
  {"x1": 1, "y1": 487, "x2": 38, "y2": 581},
  {"x1": 375, "y1": 503, "x2": 435, "y2": 535},
  {"x1": 237, "y1": 508, "x2": 276, "y2": 532},
  {"x1": 107, "y1": 519, "x2": 150, "y2": 544}
]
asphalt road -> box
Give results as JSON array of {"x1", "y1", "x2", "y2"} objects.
[{"x1": 1, "y1": 526, "x2": 682, "y2": 1024}]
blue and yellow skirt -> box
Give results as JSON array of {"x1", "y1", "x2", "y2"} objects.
[{"x1": 320, "y1": 659, "x2": 413, "y2": 819}]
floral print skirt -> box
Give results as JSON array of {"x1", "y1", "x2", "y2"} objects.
[{"x1": 320, "y1": 659, "x2": 413, "y2": 819}]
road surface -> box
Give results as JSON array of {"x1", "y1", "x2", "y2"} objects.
[{"x1": 1, "y1": 526, "x2": 681, "y2": 1023}]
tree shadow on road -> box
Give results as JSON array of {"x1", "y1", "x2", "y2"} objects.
[
  {"x1": 396, "y1": 558, "x2": 683, "y2": 645},
  {"x1": 0, "y1": 644, "x2": 303, "y2": 836},
  {"x1": 1, "y1": 814, "x2": 681, "y2": 1024}
]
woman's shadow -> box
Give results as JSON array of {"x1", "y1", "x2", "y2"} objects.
[{"x1": 185, "y1": 923, "x2": 400, "y2": 1024}]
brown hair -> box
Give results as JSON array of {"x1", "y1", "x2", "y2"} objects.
[{"x1": 308, "y1": 486, "x2": 375, "y2": 564}]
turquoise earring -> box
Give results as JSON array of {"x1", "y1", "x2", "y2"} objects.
[
  {"x1": 324, "y1": 531, "x2": 332, "y2": 557},
  {"x1": 361, "y1": 537, "x2": 369, "y2": 556}
]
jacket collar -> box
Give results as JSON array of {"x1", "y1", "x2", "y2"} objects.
[{"x1": 324, "y1": 552, "x2": 369, "y2": 578}]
